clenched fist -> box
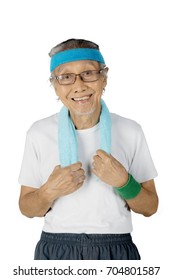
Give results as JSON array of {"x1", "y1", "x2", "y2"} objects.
[
  {"x1": 92, "y1": 149, "x2": 128, "y2": 188},
  {"x1": 42, "y1": 162, "x2": 85, "y2": 202}
]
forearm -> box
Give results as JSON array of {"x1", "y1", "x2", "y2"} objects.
[
  {"x1": 19, "y1": 162, "x2": 85, "y2": 218},
  {"x1": 19, "y1": 185, "x2": 53, "y2": 218},
  {"x1": 125, "y1": 181, "x2": 159, "y2": 217}
]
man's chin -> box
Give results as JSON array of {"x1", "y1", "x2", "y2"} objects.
[{"x1": 73, "y1": 107, "x2": 96, "y2": 116}]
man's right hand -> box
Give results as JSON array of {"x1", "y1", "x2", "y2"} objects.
[
  {"x1": 41, "y1": 162, "x2": 85, "y2": 203},
  {"x1": 19, "y1": 162, "x2": 85, "y2": 218}
]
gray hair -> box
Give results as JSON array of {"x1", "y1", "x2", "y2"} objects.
[
  {"x1": 49, "y1": 38, "x2": 108, "y2": 84},
  {"x1": 49, "y1": 38, "x2": 100, "y2": 57}
]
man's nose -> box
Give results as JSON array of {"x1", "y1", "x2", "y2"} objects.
[{"x1": 73, "y1": 75, "x2": 87, "y2": 93}]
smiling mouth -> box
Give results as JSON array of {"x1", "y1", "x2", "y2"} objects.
[{"x1": 72, "y1": 94, "x2": 92, "y2": 102}]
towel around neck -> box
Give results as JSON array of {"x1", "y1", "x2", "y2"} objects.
[{"x1": 58, "y1": 99, "x2": 111, "y2": 167}]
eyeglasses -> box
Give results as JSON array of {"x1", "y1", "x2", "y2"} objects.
[{"x1": 51, "y1": 69, "x2": 106, "y2": 85}]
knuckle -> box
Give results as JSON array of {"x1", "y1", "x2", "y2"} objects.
[
  {"x1": 75, "y1": 162, "x2": 82, "y2": 169},
  {"x1": 105, "y1": 157, "x2": 111, "y2": 164},
  {"x1": 79, "y1": 175, "x2": 85, "y2": 183},
  {"x1": 78, "y1": 161, "x2": 82, "y2": 167},
  {"x1": 80, "y1": 169, "x2": 85, "y2": 176}
]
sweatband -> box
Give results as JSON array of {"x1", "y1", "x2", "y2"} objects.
[
  {"x1": 115, "y1": 174, "x2": 142, "y2": 200},
  {"x1": 50, "y1": 48, "x2": 105, "y2": 72}
]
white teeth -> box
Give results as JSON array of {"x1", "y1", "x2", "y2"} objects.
[{"x1": 73, "y1": 96, "x2": 90, "y2": 101}]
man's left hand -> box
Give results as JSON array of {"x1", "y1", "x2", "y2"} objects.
[{"x1": 92, "y1": 149, "x2": 128, "y2": 188}]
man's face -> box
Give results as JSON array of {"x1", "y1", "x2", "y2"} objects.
[{"x1": 53, "y1": 60, "x2": 107, "y2": 116}]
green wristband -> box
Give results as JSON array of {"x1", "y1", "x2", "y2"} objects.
[{"x1": 115, "y1": 174, "x2": 141, "y2": 200}]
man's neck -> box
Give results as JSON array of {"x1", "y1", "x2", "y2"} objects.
[{"x1": 70, "y1": 107, "x2": 101, "y2": 130}]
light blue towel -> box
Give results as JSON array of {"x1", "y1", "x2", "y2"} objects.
[{"x1": 58, "y1": 99, "x2": 111, "y2": 167}]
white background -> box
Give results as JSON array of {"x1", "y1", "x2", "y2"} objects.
[{"x1": 0, "y1": 0, "x2": 173, "y2": 278}]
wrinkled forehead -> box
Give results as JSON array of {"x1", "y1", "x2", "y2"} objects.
[
  {"x1": 50, "y1": 48, "x2": 105, "y2": 72},
  {"x1": 54, "y1": 60, "x2": 100, "y2": 74}
]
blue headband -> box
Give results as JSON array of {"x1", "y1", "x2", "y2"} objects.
[{"x1": 50, "y1": 48, "x2": 105, "y2": 72}]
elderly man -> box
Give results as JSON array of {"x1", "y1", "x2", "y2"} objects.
[{"x1": 19, "y1": 39, "x2": 158, "y2": 260}]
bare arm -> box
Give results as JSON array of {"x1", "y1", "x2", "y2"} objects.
[
  {"x1": 19, "y1": 185, "x2": 53, "y2": 218},
  {"x1": 125, "y1": 179, "x2": 158, "y2": 216},
  {"x1": 19, "y1": 162, "x2": 85, "y2": 218},
  {"x1": 92, "y1": 149, "x2": 158, "y2": 217}
]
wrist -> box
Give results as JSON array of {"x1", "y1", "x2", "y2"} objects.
[
  {"x1": 114, "y1": 174, "x2": 142, "y2": 200},
  {"x1": 39, "y1": 183, "x2": 55, "y2": 204},
  {"x1": 118, "y1": 173, "x2": 129, "y2": 188}
]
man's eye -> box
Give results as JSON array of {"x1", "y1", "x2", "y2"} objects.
[
  {"x1": 61, "y1": 74, "x2": 72, "y2": 80},
  {"x1": 83, "y1": 70, "x2": 93, "y2": 76}
]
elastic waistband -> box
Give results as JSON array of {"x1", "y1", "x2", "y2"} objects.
[{"x1": 40, "y1": 231, "x2": 132, "y2": 245}]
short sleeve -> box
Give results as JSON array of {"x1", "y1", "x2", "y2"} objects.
[
  {"x1": 129, "y1": 126, "x2": 158, "y2": 183},
  {"x1": 18, "y1": 129, "x2": 41, "y2": 188}
]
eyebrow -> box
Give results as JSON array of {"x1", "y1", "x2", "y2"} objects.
[{"x1": 55, "y1": 61, "x2": 99, "y2": 74}]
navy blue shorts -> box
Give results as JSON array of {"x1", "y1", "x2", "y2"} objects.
[{"x1": 34, "y1": 231, "x2": 141, "y2": 260}]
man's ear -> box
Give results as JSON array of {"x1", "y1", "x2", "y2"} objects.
[
  {"x1": 103, "y1": 67, "x2": 109, "y2": 84},
  {"x1": 104, "y1": 67, "x2": 109, "y2": 74},
  {"x1": 49, "y1": 77, "x2": 55, "y2": 87},
  {"x1": 103, "y1": 79, "x2": 107, "y2": 89}
]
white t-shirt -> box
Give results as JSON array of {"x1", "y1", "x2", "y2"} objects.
[{"x1": 19, "y1": 113, "x2": 158, "y2": 234}]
